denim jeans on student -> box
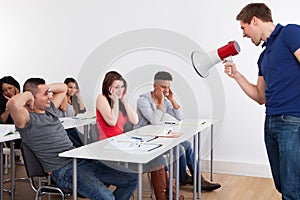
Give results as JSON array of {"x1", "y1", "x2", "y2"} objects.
[
  {"x1": 264, "y1": 115, "x2": 300, "y2": 200},
  {"x1": 178, "y1": 140, "x2": 195, "y2": 183},
  {"x1": 65, "y1": 128, "x2": 84, "y2": 148},
  {"x1": 52, "y1": 159, "x2": 138, "y2": 200}
]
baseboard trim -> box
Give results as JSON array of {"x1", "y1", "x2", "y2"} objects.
[{"x1": 201, "y1": 160, "x2": 272, "y2": 178}]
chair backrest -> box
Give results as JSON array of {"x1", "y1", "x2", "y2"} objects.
[
  {"x1": 21, "y1": 143, "x2": 47, "y2": 178},
  {"x1": 88, "y1": 123, "x2": 99, "y2": 144}
]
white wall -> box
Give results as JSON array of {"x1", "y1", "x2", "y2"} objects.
[{"x1": 1, "y1": 0, "x2": 299, "y2": 178}]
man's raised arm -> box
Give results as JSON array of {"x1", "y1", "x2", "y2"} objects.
[
  {"x1": 49, "y1": 83, "x2": 67, "y2": 111},
  {"x1": 6, "y1": 91, "x2": 34, "y2": 128}
]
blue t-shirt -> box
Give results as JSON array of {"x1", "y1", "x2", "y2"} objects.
[{"x1": 258, "y1": 24, "x2": 300, "y2": 117}]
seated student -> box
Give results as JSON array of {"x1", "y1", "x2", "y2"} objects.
[
  {"x1": 56, "y1": 77, "x2": 86, "y2": 147},
  {"x1": 7, "y1": 77, "x2": 137, "y2": 200},
  {"x1": 96, "y1": 71, "x2": 138, "y2": 140},
  {"x1": 0, "y1": 76, "x2": 20, "y2": 124},
  {"x1": 96, "y1": 71, "x2": 184, "y2": 200},
  {"x1": 134, "y1": 71, "x2": 221, "y2": 191},
  {"x1": 0, "y1": 76, "x2": 22, "y2": 162}
]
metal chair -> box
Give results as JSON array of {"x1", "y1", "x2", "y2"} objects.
[
  {"x1": 21, "y1": 143, "x2": 78, "y2": 200},
  {"x1": 2, "y1": 141, "x2": 28, "y2": 196}
]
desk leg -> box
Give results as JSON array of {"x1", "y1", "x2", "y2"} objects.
[
  {"x1": 169, "y1": 148, "x2": 173, "y2": 200},
  {"x1": 197, "y1": 132, "x2": 201, "y2": 199},
  {"x1": 137, "y1": 164, "x2": 143, "y2": 200},
  {"x1": 210, "y1": 124, "x2": 214, "y2": 181},
  {"x1": 175, "y1": 145, "x2": 179, "y2": 200},
  {"x1": 10, "y1": 141, "x2": 15, "y2": 200},
  {"x1": 193, "y1": 134, "x2": 199, "y2": 200},
  {"x1": 73, "y1": 158, "x2": 77, "y2": 200},
  {"x1": 0, "y1": 143, "x2": 3, "y2": 200}
]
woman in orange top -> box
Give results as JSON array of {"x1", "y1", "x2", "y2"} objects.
[{"x1": 96, "y1": 71, "x2": 138, "y2": 140}]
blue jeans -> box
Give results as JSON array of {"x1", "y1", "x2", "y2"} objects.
[
  {"x1": 65, "y1": 128, "x2": 84, "y2": 148},
  {"x1": 178, "y1": 140, "x2": 195, "y2": 183},
  {"x1": 265, "y1": 115, "x2": 300, "y2": 200},
  {"x1": 52, "y1": 159, "x2": 138, "y2": 200}
]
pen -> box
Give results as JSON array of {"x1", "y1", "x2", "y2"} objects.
[
  {"x1": 131, "y1": 136, "x2": 143, "y2": 141},
  {"x1": 146, "y1": 136, "x2": 158, "y2": 142},
  {"x1": 4, "y1": 132, "x2": 14, "y2": 136},
  {"x1": 165, "y1": 122, "x2": 177, "y2": 125}
]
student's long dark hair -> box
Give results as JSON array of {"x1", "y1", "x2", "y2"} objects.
[
  {"x1": 64, "y1": 77, "x2": 86, "y2": 114},
  {"x1": 102, "y1": 71, "x2": 127, "y2": 115},
  {"x1": 0, "y1": 76, "x2": 20, "y2": 124}
]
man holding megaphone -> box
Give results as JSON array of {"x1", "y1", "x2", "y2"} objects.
[{"x1": 224, "y1": 3, "x2": 300, "y2": 200}]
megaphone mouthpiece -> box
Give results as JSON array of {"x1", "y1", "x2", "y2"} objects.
[{"x1": 191, "y1": 40, "x2": 241, "y2": 78}]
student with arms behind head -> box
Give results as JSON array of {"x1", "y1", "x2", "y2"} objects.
[
  {"x1": 56, "y1": 77, "x2": 86, "y2": 147},
  {"x1": 224, "y1": 3, "x2": 300, "y2": 199},
  {"x1": 7, "y1": 77, "x2": 137, "y2": 200}
]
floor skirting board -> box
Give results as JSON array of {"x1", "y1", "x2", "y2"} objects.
[{"x1": 201, "y1": 159, "x2": 272, "y2": 178}]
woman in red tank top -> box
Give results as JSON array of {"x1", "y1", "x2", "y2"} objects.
[{"x1": 96, "y1": 71, "x2": 138, "y2": 140}]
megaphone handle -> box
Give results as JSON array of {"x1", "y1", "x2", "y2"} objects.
[{"x1": 224, "y1": 56, "x2": 233, "y2": 75}]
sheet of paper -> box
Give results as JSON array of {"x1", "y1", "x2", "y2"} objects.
[
  {"x1": 104, "y1": 134, "x2": 162, "y2": 152},
  {"x1": 0, "y1": 125, "x2": 16, "y2": 137}
]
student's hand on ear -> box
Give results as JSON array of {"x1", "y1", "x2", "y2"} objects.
[
  {"x1": 120, "y1": 90, "x2": 127, "y2": 102},
  {"x1": 166, "y1": 89, "x2": 174, "y2": 101},
  {"x1": 155, "y1": 87, "x2": 164, "y2": 104},
  {"x1": 109, "y1": 87, "x2": 118, "y2": 102},
  {"x1": 3, "y1": 94, "x2": 10, "y2": 100},
  {"x1": 15, "y1": 87, "x2": 20, "y2": 95},
  {"x1": 26, "y1": 93, "x2": 35, "y2": 110}
]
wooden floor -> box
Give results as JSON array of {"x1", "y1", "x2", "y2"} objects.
[{"x1": 3, "y1": 164, "x2": 281, "y2": 200}]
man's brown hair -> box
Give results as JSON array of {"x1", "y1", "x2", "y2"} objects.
[
  {"x1": 236, "y1": 3, "x2": 273, "y2": 24},
  {"x1": 23, "y1": 78, "x2": 45, "y2": 96}
]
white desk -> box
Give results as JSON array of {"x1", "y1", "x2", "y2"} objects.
[
  {"x1": 60, "y1": 115, "x2": 96, "y2": 144},
  {"x1": 59, "y1": 118, "x2": 216, "y2": 200},
  {"x1": 0, "y1": 125, "x2": 20, "y2": 200}
]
